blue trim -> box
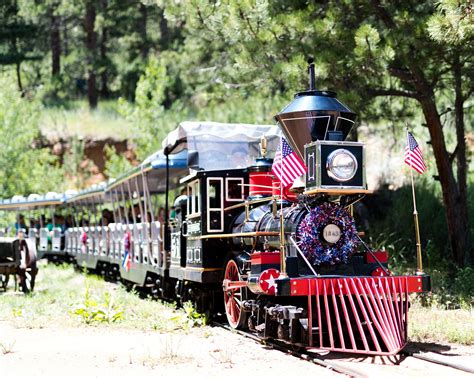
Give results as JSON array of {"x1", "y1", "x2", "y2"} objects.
[{"x1": 151, "y1": 149, "x2": 188, "y2": 169}]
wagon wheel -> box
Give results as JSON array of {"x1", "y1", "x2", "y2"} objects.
[
  {"x1": 20, "y1": 270, "x2": 35, "y2": 294},
  {"x1": 223, "y1": 259, "x2": 248, "y2": 329},
  {"x1": 0, "y1": 274, "x2": 9, "y2": 291}
]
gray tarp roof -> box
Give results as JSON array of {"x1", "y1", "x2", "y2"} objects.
[{"x1": 162, "y1": 121, "x2": 281, "y2": 171}]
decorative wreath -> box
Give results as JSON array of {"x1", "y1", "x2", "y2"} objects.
[{"x1": 297, "y1": 202, "x2": 359, "y2": 266}]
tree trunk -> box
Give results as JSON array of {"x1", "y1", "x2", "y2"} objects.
[
  {"x1": 51, "y1": 12, "x2": 61, "y2": 77},
  {"x1": 99, "y1": 0, "x2": 108, "y2": 98},
  {"x1": 139, "y1": 3, "x2": 148, "y2": 58},
  {"x1": 85, "y1": 1, "x2": 98, "y2": 109},
  {"x1": 158, "y1": 6, "x2": 170, "y2": 51},
  {"x1": 419, "y1": 96, "x2": 467, "y2": 267},
  {"x1": 453, "y1": 52, "x2": 470, "y2": 265},
  {"x1": 99, "y1": 30, "x2": 108, "y2": 98},
  {"x1": 16, "y1": 61, "x2": 23, "y2": 94},
  {"x1": 63, "y1": 20, "x2": 69, "y2": 56}
]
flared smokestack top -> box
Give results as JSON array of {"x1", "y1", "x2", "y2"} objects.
[{"x1": 274, "y1": 59, "x2": 357, "y2": 159}]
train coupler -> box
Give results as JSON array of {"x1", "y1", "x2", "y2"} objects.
[{"x1": 260, "y1": 305, "x2": 306, "y2": 343}]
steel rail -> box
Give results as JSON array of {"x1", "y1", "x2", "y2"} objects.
[
  {"x1": 211, "y1": 320, "x2": 367, "y2": 377},
  {"x1": 400, "y1": 350, "x2": 474, "y2": 374}
]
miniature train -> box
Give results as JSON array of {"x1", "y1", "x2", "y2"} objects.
[{"x1": 0, "y1": 63, "x2": 430, "y2": 355}]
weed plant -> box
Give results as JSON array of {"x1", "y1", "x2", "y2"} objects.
[
  {"x1": 0, "y1": 262, "x2": 205, "y2": 333},
  {"x1": 0, "y1": 340, "x2": 15, "y2": 354}
]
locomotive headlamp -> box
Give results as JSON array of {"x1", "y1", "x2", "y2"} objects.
[
  {"x1": 305, "y1": 140, "x2": 366, "y2": 191},
  {"x1": 326, "y1": 149, "x2": 358, "y2": 182}
]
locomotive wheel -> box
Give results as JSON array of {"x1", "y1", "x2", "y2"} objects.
[{"x1": 223, "y1": 259, "x2": 247, "y2": 329}]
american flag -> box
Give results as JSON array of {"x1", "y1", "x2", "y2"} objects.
[
  {"x1": 121, "y1": 231, "x2": 132, "y2": 272},
  {"x1": 272, "y1": 137, "x2": 307, "y2": 187},
  {"x1": 404, "y1": 132, "x2": 426, "y2": 174}
]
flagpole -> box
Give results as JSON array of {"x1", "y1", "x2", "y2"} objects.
[
  {"x1": 406, "y1": 126, "x2": 424, "y2": 275},
  {"x1": 279, "y1": 136, "x2": 287, "y2": 277}
]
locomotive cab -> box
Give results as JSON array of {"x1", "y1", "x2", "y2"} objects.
[{"x1": 169, "y1": 168, "x2": 249, "y2": 283}]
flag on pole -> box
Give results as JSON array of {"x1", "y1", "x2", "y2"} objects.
[
  {"x1": 404, "y1": 132, "x2": 426, "y2": 174},
  {"x1": 272, "y1": 137, "x2": 307, "y2": 187},
  {"x1": 121, "y1": 231, "x2": 131, "y2": 272}
]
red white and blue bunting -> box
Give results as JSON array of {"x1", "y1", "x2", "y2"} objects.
[{"x1": 298, "y1": 202, "x2": 359, "y2": 266}]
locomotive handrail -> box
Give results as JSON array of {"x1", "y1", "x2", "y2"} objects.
[
  {"x1": 289, "y1": 235, "x2": 318, "y2": 276},
  {"x1": 198, "y1": 231, "x2": 279, "y2": 240},
  {"x1": 224, "y1": 196, "x2": 280, "y2": 211},
  {"x1": 304, "y1": 188, "x2": 373, "y2": 196}
]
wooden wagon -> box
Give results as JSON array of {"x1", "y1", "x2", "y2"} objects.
[{"x1": 0, "y1": 237, "x2": 37, "y2": 292}]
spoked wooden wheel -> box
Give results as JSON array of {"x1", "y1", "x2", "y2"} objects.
[
  {"x1": 20, "y1": 271, "x2": 34, "y2": 293},
  {"x1": 0, "y1": 274, "x2": 9, "y2": 291},
  {"x1": 223, "y1": 259, "x2": 247, "y2": 329}
]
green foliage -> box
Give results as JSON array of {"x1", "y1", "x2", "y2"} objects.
[
  {"x1": 453, "y1": 267, "x2": 474, "y2": 304},
  {"x1": 367, "y1": 178, "x2": 474, "y2": 307},
  {"x1": 72, "y1": 286, "x2": 125, "y2": 325},
  {"x1": 61, "y1": 135, "x2": 88, "y2": 189},
  {"x1": 118, "y1": 57, "x2": 168, "y2": 155},
  {"x1": 182, "y1": 301, "x2": 209, "y2": 327},
  {"x1": 40, "y1": 100, "x2": 132, "y2": 139},
  {"x1": 0, "y1": 2, "x2": 42, "y2": 68},
  {"x1": 366, "y1": 178, "x2": 450, "y2": 273},
  {"x1": 119, "y1": 55, "x2": 286, "y2": 158},
  {"x1": 10, "y1": 0, "x2": 170, "y2": 102},
  {"x1": 104, "y1": 145, "x2": 134, "y2": 179},
  {"x1": 427, "y1": 0, "x2": 474, "y2": 44},
  {"x1": 0, "y1": 75, "x2": 64, "y2": 197},
  {"x1": 0, "y1": 0, "x2": 471, "y2": 270}
]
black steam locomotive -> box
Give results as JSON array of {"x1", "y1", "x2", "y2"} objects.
[{"x1": 0, "y1": 62, "x2": 430, "y2": 355}]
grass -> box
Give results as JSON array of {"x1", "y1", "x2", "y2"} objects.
[
  {"x1": 409, "y1": 300, "x2": 474, "y2": 345},
  {"x1": 1, "y1": 263, "x2": 472, "y2": 347},
  {"x1": 39, "y1": 100, "x2": 132, "y2": 141},
  {"x1": 0, "y1": 340, "x2": 15, "y2": 354},
  {"x1": 0, "y1": 262, "x2": 200, "y2": 333}
]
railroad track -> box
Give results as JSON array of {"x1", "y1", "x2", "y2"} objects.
[
  {"x1": 400, "y1": 350, "x2": 474, "y2": 374},
  {"x1": 212, "y1": 320, "x2": 473, "y2": 377},
  {"x1": 212, "y1": 321, "x2": 368, "y2": 377}
]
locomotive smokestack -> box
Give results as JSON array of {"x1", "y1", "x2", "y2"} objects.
[
  {"x1": 274, "y1": 61, "x2": 357, "y2": 158},
  {"x1": 308, "y1": 58, "x2": 316, "y2": 91}
]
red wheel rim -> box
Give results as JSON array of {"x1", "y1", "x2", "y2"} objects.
[{"x1": 223, "y1": 260, "x2": 243, "y2": 328}]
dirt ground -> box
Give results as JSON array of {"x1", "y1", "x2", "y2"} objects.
[
  {"x1": 1, "y1": 321, "x2": 473, "y2": 378},
  {"x1": 0, "y1": 321, "x2": 341, "y2": 378}
]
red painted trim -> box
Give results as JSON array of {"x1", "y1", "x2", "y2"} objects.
[
  {"x1": 288, "y1": 276, "x2": 426, "y2": 296},
  {"x1": 366, "y1": 251, "x2": 388, "y2": 263},
  {"x1": 249, "y1": 172, "x2": 273, "y2": 196},
  {"x1": 251, "y1": 251, "x2": 281, "y2": 265},
  {"x1": 272, "y1": 178, "x2": 297, "y2": 200}
]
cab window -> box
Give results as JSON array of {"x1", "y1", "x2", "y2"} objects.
[
  {"x1": 226, "y1": 178, "x2": 244, "y2": 201},
  {"x1": 207, "y1": 178, "x2": 224, "y2": 232},
  {"x1": 187, "y1": 180, "x2": 200, "y2": 216}
]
